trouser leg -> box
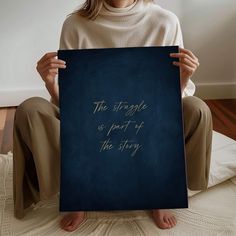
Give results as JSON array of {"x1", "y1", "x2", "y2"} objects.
[
  {"x1": 182, "y1": 96, "x2": 213, "y2": 190},
  {"x1": 13, "y1": 97, "x2": 60, "y2": 219}
]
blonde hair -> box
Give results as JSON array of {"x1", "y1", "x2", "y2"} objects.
[{"x1": 75, "y1": 0, "x2": 153, "y2": 20}]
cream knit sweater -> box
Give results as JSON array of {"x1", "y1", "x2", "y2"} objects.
[{"x1": 59, "y1": 0, "x2": 195, "y2": 97}]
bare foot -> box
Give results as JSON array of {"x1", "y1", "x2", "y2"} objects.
[
  {"x1": 60, "y1": 211, "x2": 86, "y2": 232},
  {"x1": 152, "y1": 209, "x2": 177, "y2": 229}
]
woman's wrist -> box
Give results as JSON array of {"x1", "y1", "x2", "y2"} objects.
[
  {"x1": 45, "y1": 81, "x2": 59, "y2": 106},
  {"x1": 181, "y1": 82, "x2": 187, "y2": 94}
]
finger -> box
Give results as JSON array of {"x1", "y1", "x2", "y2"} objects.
[
  {"x1": 41, "y1": 65, "x2": 65, "y2": 75},
  {"x1": 170, "y1": 53, "x2": 199, "y2": 66},
  {"x1": 173, "y1": 59, "x2": 197, "y2": 70},
  {"x1": 38, "y1": 52, "x2": 57, "y2": 63},
  {"x1": 173, "y1": 61, "x2": 195, "y2": 74},
  {"x1": 40, "y1": 63, "x2": 66, "y2": 72},
  {"x1": 37, "y1": 62, "x2": 63, "y2": 74},
  {"x1": 37, "y1": 63, "x2": 65, "y2": 74},
  {"x1": 45, "y1": 58, "x2": 66, "y2": 64},
  {"x1": 179, "y1": 48, "x2": 197, "y2": 61},
  {"x1": 38, "y1": 52, "x2": 58, "y2": 64},
  {"x1": 48, "y1": 68, "x2": 58, "y2": 74},
  {"x1": 39, "y1": 58, "x2": 66, "y2": 69},
  {"x1": 179, "y1": 57, "x2": 197, "y2": 68}
]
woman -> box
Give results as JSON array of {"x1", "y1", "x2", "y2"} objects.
[{"x1": 13, "y1": 0, "x2": 213, "y2": 232}]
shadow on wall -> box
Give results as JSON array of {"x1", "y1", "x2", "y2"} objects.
[{"x1": 180, "y1": 1, "x2": 236, "y2": 98}]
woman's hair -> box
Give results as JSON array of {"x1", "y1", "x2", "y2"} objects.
[{"x1": 74, "y1": 0, "x2": 153, "y2": 20}]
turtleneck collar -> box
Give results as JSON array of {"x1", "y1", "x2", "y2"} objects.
[{"x1": 99, "y1": 0, "x2": 144, "y2": 16}]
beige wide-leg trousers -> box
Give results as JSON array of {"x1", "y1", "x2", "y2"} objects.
[{"x1": 13, "y1": 96, "x2": 213, "y2": 219}]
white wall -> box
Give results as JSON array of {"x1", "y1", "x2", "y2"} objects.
[
  {"x1": 157, "y1": 0, "x2": 183, "y2": 17},
  {"x1": 180, "y1": 0, "x2": 236, "y2": 98},
  {"x1": 158, "y1": 0, "x2": 236, "y2": 99},
  {"x1": 0, "y1": 0, "x2": 82, "y2": 107},
  {"x1": 0, "y1": 0, "x2": 236, "y2": 107}
]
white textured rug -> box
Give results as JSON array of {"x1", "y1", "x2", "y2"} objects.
[{"x1": 1, "y1": 131, "x2": 236, "y2": 235}]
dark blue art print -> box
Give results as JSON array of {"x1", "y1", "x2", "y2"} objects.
[{"x1": 58, "y1": 46, "x2": 188, "y2": 212}]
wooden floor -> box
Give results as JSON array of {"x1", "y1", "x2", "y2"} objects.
[
  {"x1": 205, "y1": 99, "x2": 236, "y2": 141},
  {"x1": 0, "y1": 99, "x2": 236, "y2": 154},
  {"x1": 0, "y1": 107, "x2": 16, "y2": 154}
]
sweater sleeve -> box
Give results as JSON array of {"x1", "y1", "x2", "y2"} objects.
[
  {"x1": 173, "y1": 16, "x2": 196, "y2": 98},
  {"x1": 52, "y1": 15, "x2": 78, "y2": 106},
  {"x1": 59, "y1": 15, "x2": 78, "y2": 50}
]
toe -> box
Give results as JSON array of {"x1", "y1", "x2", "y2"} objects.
[
  {"x1": 65, "y1": 219, "x2": 73, "y2": 227},
  {"x1": 158, "y1": 217, "x2": 171, "y2": 229},
  {"x1": 170, "y1": 216, "x2": 177, "y2": 226},
  {"x1": 167, "y1": 217, "x2": 174, "y2": 228},
  {"x1": 163, "y1": 217, "x2": 172, "y2": 228},
  {"x1": 60, "y1": 217, "x2": 68, "y2": 228},
  {"x1": 152, "y1": 210, "x2": 176, "y2": 229},
  {"x1": 60, "y1": 215, "x2": 74, "y2": 230},
  {"x1": 64, "y1": 219, "x2": 81, "y2": 232},
  {"x1": 64, "y1": 225, "x2": 77, "y2": 232},
  {"x1": 62, "y1": 220, "x2": 72, "y2": 229}
]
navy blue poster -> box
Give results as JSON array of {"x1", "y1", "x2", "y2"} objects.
[{"x1": 58, "y1": 46, "x2": 188, "y2": 212}]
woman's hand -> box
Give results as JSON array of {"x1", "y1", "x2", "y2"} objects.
[
  {"x1": 36, "y1": 52, "x2": 66, "y2": 84},
  {"x1": 36, "y1": 52, "x2": 66, "y2": 105},
  {"x1": 170, "y1": 48, "x2": 200, "y2": 93}
]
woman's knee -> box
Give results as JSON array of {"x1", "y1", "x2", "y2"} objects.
[
  {"x1": 15, "y1": 97, "x2": 55, "y2": 125},
  {"x1": 183, "y1": 96, "x2": 212, "y2": 121}
]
